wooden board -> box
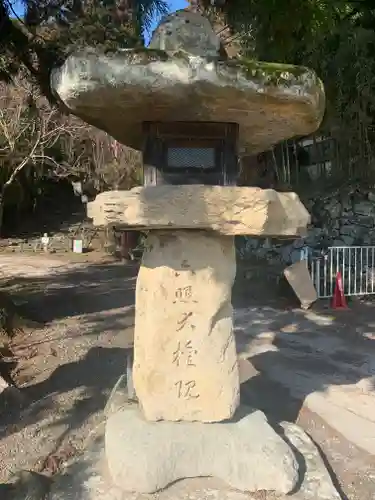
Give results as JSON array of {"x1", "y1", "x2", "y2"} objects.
[{"x1": 284, "y1": 260, "x2": 318, "y2": 310}]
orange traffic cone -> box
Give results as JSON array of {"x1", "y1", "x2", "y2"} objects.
[{"x1": 332, "y1": 271, "x2": 348, "y2": 309}]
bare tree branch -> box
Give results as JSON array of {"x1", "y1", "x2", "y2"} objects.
[{"x1": 0, "y1": 79, "x2": 82, "y2": 195}]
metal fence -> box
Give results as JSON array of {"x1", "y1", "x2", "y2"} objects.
[{"x1": 310, "y1": 246, "x2": 375, "y2": 298}]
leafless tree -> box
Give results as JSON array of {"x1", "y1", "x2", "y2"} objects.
[
  {"x1": 55, "y1": 127, "x2": 142, "y2": 192},
  {"x1": 91, "y1": 131, "x2": 142, "y2": 190},
  {"x1": 0, "y1": 80, "x2": 83, "y2": 229}
]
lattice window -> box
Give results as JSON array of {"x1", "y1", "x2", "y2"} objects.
[{"x1": 167, "y1": 147, "x2": 215, "y2": 169}]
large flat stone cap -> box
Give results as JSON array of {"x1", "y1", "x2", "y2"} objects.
[
  {"x1": 87, "y1": 185, "x2": 310, "y2": 237},
  {"x1": 51, "y1": 48, "x2": 325, "y2": 155}
]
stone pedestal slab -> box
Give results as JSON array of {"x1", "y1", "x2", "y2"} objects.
[
  {"x1": 133, "y1": 230, "x2": 239, "y2": 422},
  {"x1": 105, "y1": 405, "x2": 298, "y2": 495},
  {"x1": 87, "y1": 185, "x2": 310, "y2": 237}
]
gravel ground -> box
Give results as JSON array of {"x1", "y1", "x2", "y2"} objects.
[{"x1": 0, "y1": 253, "x2": 374, "y2": 500}]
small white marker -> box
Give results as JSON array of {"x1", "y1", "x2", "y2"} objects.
[{"x1": 41, "y1": 233, "x2": 50, "y2": 252}]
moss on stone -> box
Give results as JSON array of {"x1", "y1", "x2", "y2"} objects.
[
  {"x1": 117, "y1": 49, "x2": 322, "y2": 93},
  {"x1": 225, "y1": 58, "x2": 316, "y2": 88},
  {"x1": 72, "y1": 47, "x2": 322, "y2": 93}
]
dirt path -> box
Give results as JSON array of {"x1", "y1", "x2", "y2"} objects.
[
  {"x1": 0, "y1": 254, "x2": 374, "y2": 499},
  {"x1": 235, "y1": 305, "x2": 375, "y2": 500},
  {"x1": 0, "y1": 254, "x2": 136, "y2": 480}
]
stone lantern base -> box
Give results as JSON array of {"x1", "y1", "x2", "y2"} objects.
[
  {"x1": 104, "y1": 404, "x2": 297, "y2": 494},
  {"x1": 43, "y1": 390, "x2": 342, "y2": 500}
]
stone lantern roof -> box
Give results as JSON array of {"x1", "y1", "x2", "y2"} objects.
[{"x1": 51, "y1": 9, "x2": 325, "y2": 157}]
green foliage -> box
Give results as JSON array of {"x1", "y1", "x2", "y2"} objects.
[
  {"x1": 0, "y1": 0, "x2": 169, "y2": 95},
  {"x1": 204, "y1": 0, "x2": 375, "y2": 185}
]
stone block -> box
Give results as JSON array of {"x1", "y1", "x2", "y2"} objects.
[
  {"x1": 149, "y1": 10, "x2": 221, "y2": 58},
  {"x1": 105, "y1": 405, "x2": 298, "y2": 495},
  {"x1": 283, "y1": 260, "x2": 318, "y2": 310},
  {"x1": 40, "y1": 408, "x2": 342, "y2": 500},
  {"x1": 133, "y1": 230, "x2": 239, "y2": 422},
  {"x1": 87, "y1": 185, "x2": 310, "y2": 237}
]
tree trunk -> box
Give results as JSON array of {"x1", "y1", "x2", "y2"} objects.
[
  {"x1": 0, "y1": 192, "x2": 5, "y2": 238},
  {"x1": 120, "y1": 231, "x2": 139, "y2": 261},
  {"x1": 103, "y1": 226, "x2": 117, "y2": 255}
]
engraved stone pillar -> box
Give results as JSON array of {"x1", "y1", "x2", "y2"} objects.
[{"x1": 133, "y1": 230, "x2": 239, "y2": 422}]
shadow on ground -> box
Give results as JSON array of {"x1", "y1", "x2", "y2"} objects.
[
  {"x1": 2, "y1": 261, "x2": 138, "y2": 325},
  {"x1": 0, "y1": 261, "x2": 139, "y2": 453},
  {"x1": 0, "y1": 346, "x2": 129, "y2": 440},
  {"x1": 234, "y1": 298, "x2": 375, "y2": 423},
  {"x1": 1, "y1": 259, "x2": 375, "y2": 498}
]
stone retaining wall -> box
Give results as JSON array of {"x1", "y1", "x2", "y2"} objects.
[{"x1": 237, "y1": 187, "x2": 375, "y2": 265}]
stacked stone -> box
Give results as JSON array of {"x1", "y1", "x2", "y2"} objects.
[{"x1": 49, "y1": 8, "x2": 332, "y2": 500}]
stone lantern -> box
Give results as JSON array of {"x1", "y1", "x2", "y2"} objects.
[{"x1": 48, "y1": 9, "x2": 339, "y2": 500}]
